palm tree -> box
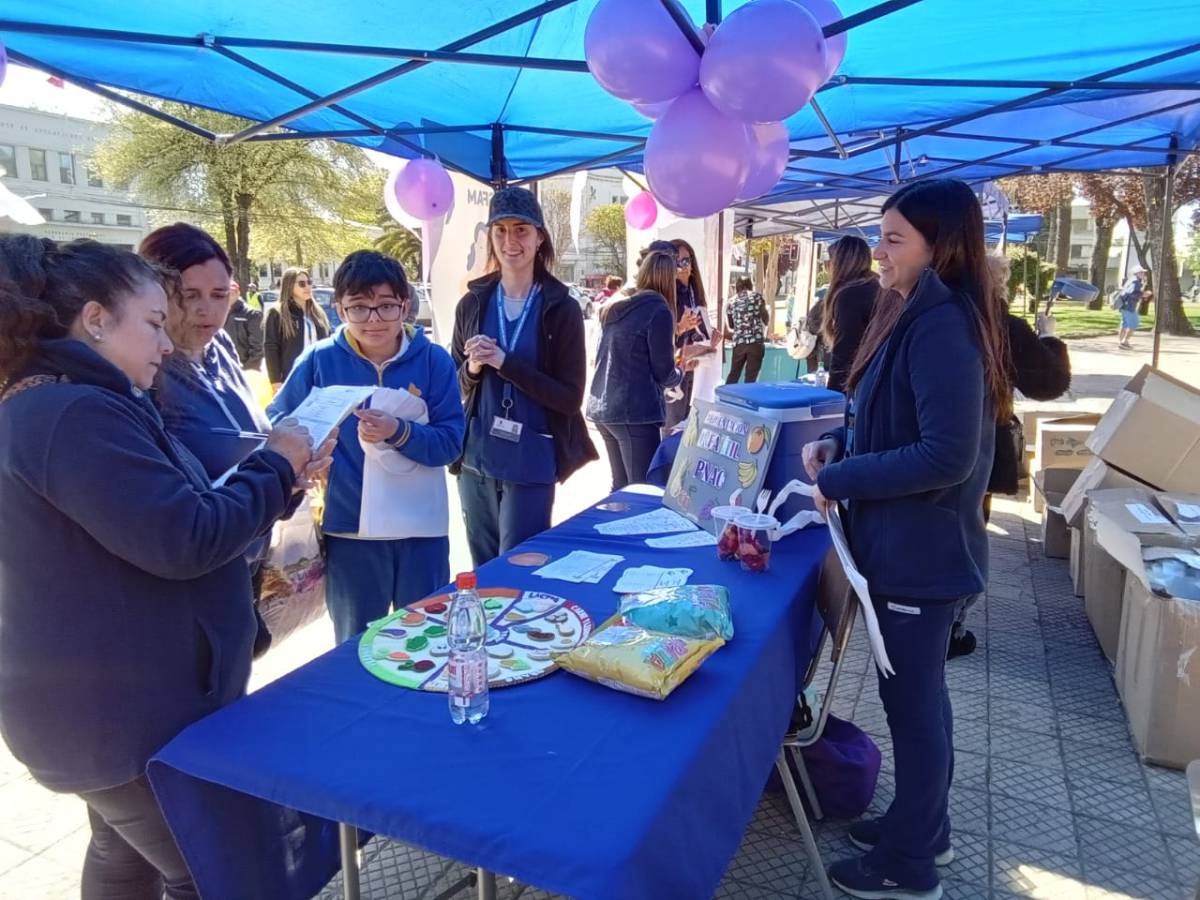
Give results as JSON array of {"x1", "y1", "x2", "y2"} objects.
[{"x1": 374, "y1": 212, "x2": 423, "y2": 278}]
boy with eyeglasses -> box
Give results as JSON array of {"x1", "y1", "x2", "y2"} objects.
[{"x1": 268, "y1": 250, "x2": 465, "y2": 643}]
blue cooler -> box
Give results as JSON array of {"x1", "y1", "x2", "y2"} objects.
[{"x1": 712, "y1": 382, "x2": 846, "y2": 521}]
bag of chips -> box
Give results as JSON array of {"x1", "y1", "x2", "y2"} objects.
[
  {"x1": 618, "y1": 584, "x2": 733, "y2": 641},
  {"x1": 555, "y1": 618, "x2": 724, "y2": 700}
]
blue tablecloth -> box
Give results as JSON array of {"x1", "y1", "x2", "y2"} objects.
[{"x1": 148, "y1": 488, "x2": 829, "y2": 900}]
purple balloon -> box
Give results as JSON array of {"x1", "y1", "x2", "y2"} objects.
[
  {"x1": 395, "y1": 158, "x2": 454, "y2": 221},
  {"x1": 625, "y1": 191, "x2": 659, "y2": 230},
  {"x1": 645, "y1": 89, "x2": 752, "y2": 219},
  {"x1": 585, "y1": 0, "x2": 700, "y2": 104},
  {"x1": 383, "y1": 166, "x2": 420, "y2": 228},
  {"x1": 631, "y1": 99, "x2": 672, "y2": 120},
  {"x1": 0, "y1": 41, "x2": 6, "y2": 90},
  {"x1": 736, "y1": 122, "x2": 791, "y2": 202},
  {"x1": 791, "y1": 0, "x2": 847, "y2": 79},
  {"x1": 700, "y1": 0, "x2": 828, "y2": 123}
]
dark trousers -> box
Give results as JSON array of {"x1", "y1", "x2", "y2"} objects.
[
  {"x1": 596, "y1": 422, "x2": 662, "y2": 491},
  {"x1": 324, "y1": 535, "x2": 451, "y2": 644},
  {"x1": 457, "y1": 470, "x2": 554, "y2": 568},
  {"x1": 952, "y1": 494, "x2": 993, "y2": 636},
  {"x1": 868, "y1": 596, "x2": 958, "y2": 888},
  {"x1": 77, "y1": 776, "x2": 198, "y2": 900},
  {"x1": 726, "y1": 342, "x2": 766, "y2": 384}
]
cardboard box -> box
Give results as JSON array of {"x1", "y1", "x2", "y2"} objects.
[
  {"x1": 1070, "y1": 526, "x2": 1086, "y2": 597},
  {"x1": 1021, "y1": 408, "x2": 1081, "y2": 452},
  {"x1": 1086, "y1": 366, "x2": 1200, "y2": 493},
  {"x1": 1095, "y1": 507, "x2": 1200, "y2": 769},
  {"x1": 1156, "y1": 493, "x2": 1200, "y2": 538},
  {"x1": 1035, "y1": 468, "x2": 1082, "y2": 559},
  {"x1": 1060, "y1": 458, "x2": 1155, "y2": 530},
  {"x1": 1032, "y1": 414, "x2": 1100, "y2": 511}
]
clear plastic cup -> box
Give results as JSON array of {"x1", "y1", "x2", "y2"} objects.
[
  {"x1": 711, "y1": 506, "x2": 748, "y2": 561},
  {"x1": 735, "y1": 513, "x2": 778, "y2": 573}
]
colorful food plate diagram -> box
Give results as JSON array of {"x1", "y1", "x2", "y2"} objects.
[{"x1": 359, "y1": 588, "x2": 594, "y2": 691}]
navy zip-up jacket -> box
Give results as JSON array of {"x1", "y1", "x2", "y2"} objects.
[
  {"x1": 817, "y1": 268, "x2": 995, "y2": 601},
  {"x1": 587, "y1": 290, "x2": 683, "y2": 426}
]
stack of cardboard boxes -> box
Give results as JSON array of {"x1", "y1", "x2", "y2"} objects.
[{"x1": 1033, "y1": 366, "x2": 1200, "y2": 769}]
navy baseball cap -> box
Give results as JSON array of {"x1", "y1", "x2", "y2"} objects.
[{"x1": 487, "y1": 186, "x2": 545, "y2": 229}]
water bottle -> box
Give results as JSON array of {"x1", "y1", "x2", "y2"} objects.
[
  {"x1": 447, "y1": 572, "x2": 489, "y2": 725},
  {"x1": 815, "y1": 360, "x2": 829, "y2": 388}
]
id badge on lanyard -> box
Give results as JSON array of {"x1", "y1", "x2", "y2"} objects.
[{"x1": 490, "y1": 285, "x2": 536, "y2": 443}]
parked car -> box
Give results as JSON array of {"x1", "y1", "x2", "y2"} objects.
[
  {"x1": 313, "y1": 286, "x2": 340, "y2": 327},
  {"x1": 567, "y1": 284, "x2": 594, "y2": 320},
  {"x1": 406, "y1": 282, "x2": 435, "y2": 331}
]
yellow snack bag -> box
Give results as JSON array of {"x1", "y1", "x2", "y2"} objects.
[{"x1": 555, "y1": 618, "x2": 724, "y2": 700}]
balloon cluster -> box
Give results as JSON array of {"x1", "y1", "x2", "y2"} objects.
[
  {"x1": 586, "y1": 0, "x2": 846, "y2": 221},
  {"x1": 383, "y1": 158, "x2": 455, "y2": 280}
]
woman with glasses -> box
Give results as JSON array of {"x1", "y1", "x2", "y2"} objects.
[
  {"x1": 265, "y1": 266, "x2": 331, "y2": 389},
  {"x1": 665, "y1": 238, "x2": 714, "y2": 432},
  {"x1": 269, "y1": 250, "x2": 465, "y2": 642},
  {"x1": 451, "y1": 186, "x2": 597, "y2": 567}
]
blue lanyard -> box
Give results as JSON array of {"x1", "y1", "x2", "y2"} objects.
[{"x1": 495, "y1": 283, "x2": 538, "y2": 353}]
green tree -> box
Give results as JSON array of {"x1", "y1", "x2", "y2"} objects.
[
  {"x1": 94, "y1": 101, "x2": 379, "y2": 284},
  {"x1": 373, "y1": 213, "x2": 423, "y2": 278},
  {"x1": 584, "y1": 203, "x2": 626, "y2": 273},
  {"x1": 1185, "y1": 227, "x2": 1200, "y2": 283}
]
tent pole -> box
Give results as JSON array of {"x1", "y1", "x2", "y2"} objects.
[
  {"x1": 491, "y1": 125, "x2": 508, "y2": 188},
  {"x1": 1151, "y1": 135, "x2": 1179, "y2": 369},
  {"x1": 1000, "y1": 211, "x2": 1009, "y2": 255},
  {"x1": 657, "y1": 0, "x2": 706, "y2": 54},
  {"x1": 707, "y1": 0, "x2": 723, "y2": 24},
  {"x1": 822, "y1": 0, "x2": 927, "y2": 37}
]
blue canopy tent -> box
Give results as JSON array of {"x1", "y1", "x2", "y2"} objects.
[{"x1": 812, "y1": 213, "x2": 1044, "y2": 245}]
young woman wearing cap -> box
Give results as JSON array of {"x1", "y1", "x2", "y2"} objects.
[{"x1": 451, "y1": 187, "x2": 598, "y2": 567}]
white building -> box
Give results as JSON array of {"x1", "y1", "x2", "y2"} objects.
[
  {"x1": 541, "y1": 168, "x2": 626, "y2": 286},
  {"x1": 0, "y1": 104, "x2": 152, "y2": 248}
]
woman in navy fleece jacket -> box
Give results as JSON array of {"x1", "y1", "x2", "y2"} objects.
[
  {"x1": 804, "y1": 180, "x2": 1010, "y2": 900},
  {"x1": 0, "y1": 237, "x2": 329, "y2": 899}
]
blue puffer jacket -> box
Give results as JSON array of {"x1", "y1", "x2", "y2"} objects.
[
  {"x1": 0, "y1": 339, "x2": 295, "y2": 792},
  {"x1": 587, "y1": 290, "x2": 683, "y2": 426},
  {"x1": 817, "y1": 268, "x2": 995, "y2": 601}
]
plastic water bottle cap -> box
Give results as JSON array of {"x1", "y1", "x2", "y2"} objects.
[{"x1": 455, "y1": 572, "x2": 477, "y2": 590}]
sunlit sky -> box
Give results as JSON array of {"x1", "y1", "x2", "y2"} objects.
[{"x1": 0, "y1": 64, "x2": 109, "y2": 120}]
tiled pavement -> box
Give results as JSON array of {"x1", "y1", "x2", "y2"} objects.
[{"x1": 319, "y1": 501, "x2": 1200, "y2": 900}]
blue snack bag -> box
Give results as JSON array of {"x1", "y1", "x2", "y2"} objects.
[{"x1": 618, "y1": 585, "x2": 733, "y2": 641}]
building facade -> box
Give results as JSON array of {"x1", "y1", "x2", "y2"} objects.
[
  {"x1": 0, "y1": 104, "x2": 152, "y2": 248},
  {"x1": 541, "y1": 168, "x2": 626, "y2": 287}
]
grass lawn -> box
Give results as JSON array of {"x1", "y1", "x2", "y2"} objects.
[{"x1": 1009, "y1": 299, "x2": 1200, "y2": 340}]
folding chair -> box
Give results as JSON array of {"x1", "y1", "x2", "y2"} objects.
[{"x1": 774, "y1": 546, "x2": 860, "y2": 900}]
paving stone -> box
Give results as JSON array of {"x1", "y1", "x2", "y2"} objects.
[
  {"x1": 1076, "y1": 816, "x2": 1172, "y2": 877},
  {"x1": 0, "y1": 853, "x2": 81, "y2": 900},
  {"x1": 1060, "y1": 739, "x2": 1148, "y2": 786},
  {"x1": 1165, "y1": 833, "x2": 1200, "y2": 887},
  {"x1": 990, "y1": 757, "x2": 1072, "y2": 810},
  {"x1": 986, "y1": 632, "x2": 1048, "y2": 660},
  {"x1": 990, "y1": 794, "x2": 1078, "y2": 855},
  {"x1": 1068, "y1": 776, "x2": 1157, "y2": 829},
  {"x1": 1142, "y1": 764, "x2": 1188, "y2": 795},
  {"x1": 747, "y1": 792, "x2": 800, "y2": 840},
  {"x1": 953, "y1": 749, "x2": 989, "y2": 793},
  {"x1": 947, "y1": 689, "x2": 989, "y2": 723},
  {"x1": 713, "y1": 876, "x2": 797, "y2": 899},
  {"x1": 726, "y1": 829, "x2": 810, "y2": 893},
  {"x1": 940, "y1": 830, "x2": 989, "y2": 884},
  {"x1": 990, "y1": 697, "x2": 1057, "y2": 735},
  {"x1": 953, "y1": 716, "x2": 989, "y2": 753},
  {"x1": 1042, "y1": 640, "x2": 1109, "y2": 668},
  {"x1": 940, "y1": 877, "x2": 991, "y2": 899},
  {"x1": 989, "y1": 647, "x2": 1049, "y2": 676},
  {"x1": 0, "y1": 838, "x2": 28, "y2": 879},
  {"x1": 1055, "y1": 711, "x2": 1133, "y2": 751},
  {"x1": 1082, "y1": 863, "x2": 1186, "y2": 900},
  {"x1": 989, "y1": 672, "x2": 1055, "y2": 707},
  {"x1": 0, "y1": 774, "x2": 87, "y2": 855},
  {"x1": 991, "y1": 839, "x2": 1084, "y2": 899},
  {"x1": 945, "y1": 665, "x2": 990, "y2": 697},
  {"x1": 949, "y1": 787, "x2": 990, "y2": 837},
  {"x1": 1150, "y1": 786, "x2": 1198, "y2": 838},
  {"x1": 987, "y1": 726, "x2": 1063, "y2": 769}
]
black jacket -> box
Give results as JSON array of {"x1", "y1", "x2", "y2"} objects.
[
  {"x1": 224, "y1": 299, "x2": 264, "y2": 371},
  {"x1": 264, "y1": 302, "x2": 330, "y2": 384},
  {"x1": 989, "y1": 315, "x2": 1071, "y2": 494},
  {"x1": 451, "y1": 272, "x2": 598, "y2": 483},
  {"x1": 588, "y1": 290, "x2": 683, "y2": 426},
  {"x1": 825, "y1": 278, "x2": 879, "y2": 393}
]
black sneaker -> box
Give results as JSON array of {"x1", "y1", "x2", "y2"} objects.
[
  {"x1": 946, "y1": 629, "x2": 976, "y2": 660},
  {"x1": 829, "y1": 856, "x2": 943, "y2": 900},
  {"x1": 847, "y1": 820, "x2": 955, "y2": 867}
]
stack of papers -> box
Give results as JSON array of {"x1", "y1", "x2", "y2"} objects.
[
  {"x1": 595, "y1": 508, "x2": 697, "y2": 536},
  {"x1": 646, "y1": 531, "x2": 718, "y2": 549},
  {"x1": 533, "y1": 551, "x2": 624, "y2": 584},
  {"x1": 613, "y1": 566, "x2": 693, "y2": 594}
]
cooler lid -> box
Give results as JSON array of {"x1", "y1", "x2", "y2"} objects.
[{"x1": 715, "y1": 381, "x2": 846, "y2": 412}]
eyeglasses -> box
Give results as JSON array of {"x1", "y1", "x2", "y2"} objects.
[
  {"x1": 295, "y1": 280, "x2": 311, "y2": 287},
  {"x1": 342, "y1": 303, "x2": 403, "y2": 323},
  {"x1": 677, "y1": 258, "x2": 693, "y2": 269}
]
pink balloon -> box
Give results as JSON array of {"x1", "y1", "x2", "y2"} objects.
[
  {"x1": 645, "y1": 88, "x2": 753, "y2": 219},
  {"x1": 0, "y1": 41, "x2": 6, "y2": 89},
  {"x1": 395, "y1": 158, "x2": 454, "y2": 220},
  {"x1": 631, "y1": 99, "x2": 672, "y2": 120},
  {"x1": 736, "y1": 122, "x2": 791, "y2": 202},
  {"x1": 585, "y1": 0, "x2": 700, "y2": 104},
  {"x1": 791, "y1": 0, "x2": 847, "y2": 79},
  {"x1": 383, "y1": 166, "x2": 420, "y2": 228},
  {"x1": 700, "y1": 0, "x2": 827, "y2": 123},
  {"x1": 624, "y1": 191, "x2": 659, "y2": 230}
]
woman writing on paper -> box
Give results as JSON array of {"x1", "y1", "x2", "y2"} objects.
[
  {"x1": 269, "y1": 250, "x2": 465, "y2": 644},
  {"x1": 451, "y1": 186, "x2": 597, "y2": 567},
  {"x1": 265, "y1": 266, "x2": 332, "y2": 388},
  {"x1": 0, "y1": 236, "x2": 327, "y2": 899},
  {"x1": 802, "y1": 179, "x2": 1008, "y2": 900}
]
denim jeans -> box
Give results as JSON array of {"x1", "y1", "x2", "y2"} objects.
[
  {"x1": 457, "y1": 470, "x2": 554, "y2": 568},
  {"x1": 596, "y1": 422, "x2": 662, "y2": 491}
]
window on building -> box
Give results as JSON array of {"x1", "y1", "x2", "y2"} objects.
[
  {"x1": 59, "y1": 152, "x2": 76, "y2": 185},
  {"x1": 37, "y1": 208, "x2": 54, "y2": 221},
  {"x1": 0, "y1": 144, "x2": 15, "y2": 178},
  {"x1": 1071, "y1": 218, "x2": 1091, "y2": 235},
  {"x1": 63, "y1": 210, "x2": 82, "y2": 223},
  {"x1": 1070, "y1": 244, "x2": 1086, "y2": 258},
  {"x1": 90, "y1": 212, "x2": 105, "y2": 225},
  {"x1": 116, "y1": 214, "x2": 133, "y2": 227},
  {"x1": 29, "y1": 149, "x2": 48, "y2": 181},
  {"x1": 86, "y1": 163, "x2": 103, "y2": 188}
]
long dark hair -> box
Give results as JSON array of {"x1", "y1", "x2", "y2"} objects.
[
  {"x1": 278, "y1": 266, "x2": 331, "y2": 340},
  {"x1": 0, "y1": 236, "x2": 163, "y2": 386},
  {"x1": 822, "y1": 235, "x2": 876, "y2": 347},
  {"x1": 847, "y1": 179, "x2": 1011, "y2": 419},
  {"x1": 670, "y1": 238, "x2": 707, "y2": 308}
]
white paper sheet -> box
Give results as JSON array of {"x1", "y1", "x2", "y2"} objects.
[
  {"x1": 827, "y1": 506, "x2": 895, "y2": 677},
  {"x1": 622, "y1": 484, "x2": 666, "y2": 497},
  {"x1": 613, "y1": 566, "x2": 693, "y2": 593},
  {"x1": 533, "y1": 551, "x2": 624, "y2": 584},
  {"x1": 595, "y1": 508, "x2": 697, "y2": 536},
  {"x1": 646, "y1": 531, "x2": 718, "y2": 549},
  {"x1": 288, "y1": 384, "x2": 376, "y2": 443}
]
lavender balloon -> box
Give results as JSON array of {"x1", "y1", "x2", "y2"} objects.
[
  {"x1": 736, "y1": 122, "x2": 791, "y2": 202},
  {"x1": 791, "y1": 0, "x2": 847, "y2": 79},
  {"x1": 585, "y1": 0, "x2": 700, "y2": 104},
  {"x1": 631, "y1": 99, "x2": 672, "y2": 120},
  {"x1": 700, "y1": 0, "x2": 827, "y2": 123},
  {"x1": 383, "y1": 165, "x2": 421, "y2": 229},
  {"x1": 395, "y1": 158, "x2": 454, "y2": 220},
  {"x1": 0, "y1": 41, "x2": 6, "y2": 89},
  {"x1": 645, "y1": 89, "x2": 752, "y2": 219},
  {"x1": 624, "y1": 191, "x2": 659, "y2": 230}
]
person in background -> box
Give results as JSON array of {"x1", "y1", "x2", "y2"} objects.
[
  {"x1": 804, "y1": 178, "x2": 1008, "y2": 900},
  {"x1": 948, "y1": 255, "x2": 1071, "y2": 659},
  {"x1": 588, "y1": 250, "x2": 691, "y2": 490},
  {"x1": 0, "y1": 236, "x2": 327, "y2": 900},
  {"x1": 725, "y1": 276, "x2": 770, "y2": 384},
  {"x1": 265, "y1": 266, "x2": 331, "y2": 388},
  {"x1": 451, "y1": 186, "x2": 597, "y2": 568},
  {"x1": 270, "y1": 251, "x2": 464, "y2": 643},
  {"x1": 1114, "y1": 267, "x2": 1144, "y2": 349},
  {"x1": 597, "y1": 274, "x2": 624, "y2": 304},
  {"x1": 820, "y1": 236, "x2": 880, "y2": 393},
  {"x1": 665, "y1": 237, "x2": 713, "y2": 431},
  {"x1": 224, "y1": 278, "x2": 265, "y2": 372},
  {"x1": 245, "y1": 280, "x2": 262, "y2": 311}
]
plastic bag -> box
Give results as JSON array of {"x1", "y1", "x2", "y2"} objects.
[
  {"x1": 257, "y1": 494, "x2": 326, "y2": 647},
  {"x1": 619, "y1": 584, "x2": 733, "y2": 640}
]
